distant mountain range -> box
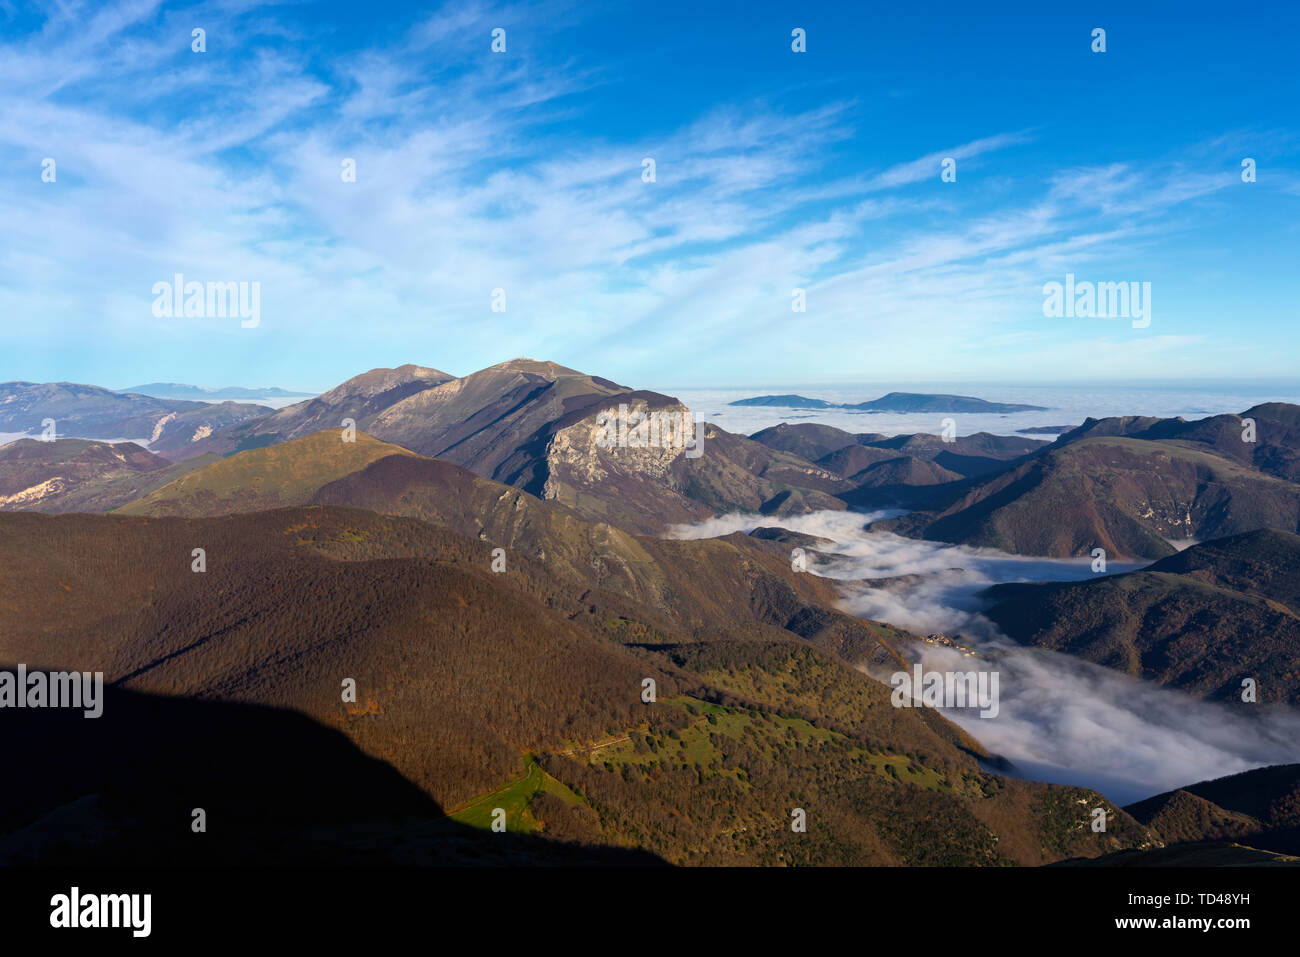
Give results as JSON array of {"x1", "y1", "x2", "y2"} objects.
[
  {"x1": 125, "y1": 359, "x2": 855, "y2": 533},
  {"x1": 747, "y1": 422, "x2": 1046, "y2": 508},
  {"x1": 875, "y1": 406, "x2": 1300, "y2": 558},
  {"x1": 123, "y1": 382, "x2": 315, "y2": 401},
  {"x1": 0, "y1": 381, "x2": 270, "y2": 444},
  {"x1": 1, "y1": 363, "x2": 1063, "y2": 534},
  {"x1": 729, "y1": 392, "x2": 1049, "y2": 413},
  {"x1": 7, "y1": 367, "x2": 1299, "y2": 557},
  {"x1": 0, "y1": 438, "x2": 212, "y2": 512}
]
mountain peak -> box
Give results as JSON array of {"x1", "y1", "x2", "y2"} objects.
[
  {"x1": 321, "y1": 364, "x2": 455, "y2": 400},
  {"x1": 483, "y1": 358, "x2": 586, "y2": 378},
  {"x1": 117, "y1": 430, "x2": 416, "y2": 516}
]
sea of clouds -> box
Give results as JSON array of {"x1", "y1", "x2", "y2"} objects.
[
  {"x1": 668, "y1": 382, "x2": 1300, "y2": 440},
  {"x1": 668, "y1": 509, "x2": 1300, "y2": 805}
]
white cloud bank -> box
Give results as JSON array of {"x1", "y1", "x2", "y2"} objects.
[{"x1": 669, "y1": 509, "x2": 1300, "y2": 804}]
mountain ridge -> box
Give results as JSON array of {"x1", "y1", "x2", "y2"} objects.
[
  {"x1": 123, "y1": 383, "x2": 315, "y2": 401},
  {"x1": 982, "y1": 528, "x2": 1300, "y2": 703},
  {"x1": 876, "y1": 412, "x2": 1300, "y2": 558},
  {"x1": 731, "y1": 392, "x2": 1048, "y2": 413}
]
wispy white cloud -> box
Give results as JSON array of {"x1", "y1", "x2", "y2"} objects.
[{"x1": 0, "y1": 0, "x2": 1292, "y2": 388}]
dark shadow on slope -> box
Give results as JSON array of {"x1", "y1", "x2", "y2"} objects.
[{"x1": 0, "y1": 683, "x2": 666, "y2": 867}]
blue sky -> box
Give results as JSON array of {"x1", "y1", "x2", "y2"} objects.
[{"x1": 1, "y1": 0, "x2": 1297, "y2": 392}]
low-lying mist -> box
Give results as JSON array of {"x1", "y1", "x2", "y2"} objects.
[{"x1": 668, "y1": 510, "x2": 1300, "y2": 805}]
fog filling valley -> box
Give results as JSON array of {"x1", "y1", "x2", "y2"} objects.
[{"x1": 669, "y1": 510, "x2": 1300, "y2": 805}]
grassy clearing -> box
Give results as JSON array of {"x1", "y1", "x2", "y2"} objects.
[
  {"x1": 590, "y1": 696, "x2": 950, "y2": 792},
  {"x1": 448, "y1": 756, "x2": 585, "y2": 833}
]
